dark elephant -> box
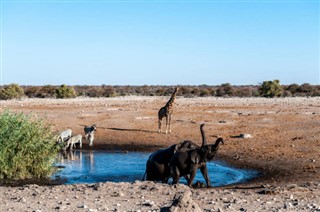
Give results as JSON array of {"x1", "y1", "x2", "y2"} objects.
[
  {"x1": 143, "y1": 140, "x2": 199, "y2": 183},
  {"x1": 170, "y1": 124, "x2": 224, "y2": 188}
]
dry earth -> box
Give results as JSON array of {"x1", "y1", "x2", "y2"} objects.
[{"x1": 0, "y1": 96, "x2": 319, "y2": 211}]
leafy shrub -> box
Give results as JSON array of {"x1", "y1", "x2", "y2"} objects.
[
  {"x1": 298, "y1": 83, "x2": 315, "y2": 96},
  {"x1": 286, "y1": 83, "x2": 299, "y2": 96},
  {"x1": 55, "y1": 84, "x2": 77, "y2": 99},
  {"x1": 234, "y1": 87, "x2": 254, "y2": 97},
  {"x1": 39, "y1": 85, "x2": 57, "y2": 98},
  {"x1": 24, "y1": 86, "x2": 41, "y2": 98},
  {"x1": 102, "y1": 86, "x2": 117, "y2": 97},
  {"x1": 259, "y1": 80, "x2": 283, "y2": 98},
  {"x1": 0, "y1": 83, "x2": 24, "y2": 100},
  {"x1": 0, "y1": 111, "x2": 59, "y2": 180}
]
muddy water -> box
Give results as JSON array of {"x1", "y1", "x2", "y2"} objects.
[{"x1": 53, "y1": 150, "x2": 259, "y2": 186}]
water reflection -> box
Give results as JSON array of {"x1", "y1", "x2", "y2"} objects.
[
  {"x1": 53, "y1": 150, "x2": 259, "y2": 186},
  {"x1": 58, "y1": 150, "x2": 83, "y2": 162}
]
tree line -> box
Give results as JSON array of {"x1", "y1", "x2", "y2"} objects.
[{"x1": 0, "y1": 80, "x2": 319, "y2": 100}]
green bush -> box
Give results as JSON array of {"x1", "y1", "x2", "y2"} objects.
[
  {"x1": 259, "y1": 80, "x2": 283, "y2": 98},
  {"x1": 0, "y1": 83, "x2": 24, "y2": 100},
  {"x1": 55, "y1": 84, "x2": 77, "y2": 99},
  {"x1": 0, "y1": 111, "x2": 59, "y2": 180}
]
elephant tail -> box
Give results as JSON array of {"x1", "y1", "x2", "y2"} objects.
[
  {"x1": 142, "y1": 170, "x2": 147, "y2": 181},
  {"x1": 142, "y1": 171, "x2": 147, "y2": 181}
]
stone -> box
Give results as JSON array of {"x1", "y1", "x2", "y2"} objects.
[
  {"x1": 78, "y1": 204, "x2": 88, "y2": 209},
  {"x1": 240, "y1": 133, "x2": 252, "y2": 139},
  {"x1": 161, "y1": 190, "x2": 202, "y2": 212}
]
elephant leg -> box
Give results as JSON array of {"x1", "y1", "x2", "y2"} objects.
[
  {"x1": 188, "y1": 168, "x2": 197, "y2": 187},
  {"x1": 171, "y1": 166, "x2": 180, "y2": 184},
  {"x1": 200, "y1": 165, "x2": 212, "y2": 188},
  {"x1": 163, "y1": 178, "x2": 169, "y2": 184},
  {"x1": 183, "y1": 174, "x2": 190, "y2": 184}
]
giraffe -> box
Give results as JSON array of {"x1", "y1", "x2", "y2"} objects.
[{"x1": 158, "y1": 87, "x2": 178, "y2": 134}]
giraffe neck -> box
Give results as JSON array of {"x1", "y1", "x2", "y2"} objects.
[{"x1": 165, "y1": 90, "x2": 177, "y2": 109}]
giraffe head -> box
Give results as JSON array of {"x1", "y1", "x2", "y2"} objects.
[{"x1": 174, "y1": 87, "x2": 179, "y2": 93}]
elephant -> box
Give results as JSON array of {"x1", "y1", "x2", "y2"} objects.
[
  {"x1": 170, "y1": 123, "x2": 224, "y2": 188},
  {"x1": 142, "y1": 140, "x2": 199, "y2": 183}
]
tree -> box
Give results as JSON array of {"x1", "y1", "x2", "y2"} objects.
[
  {"x1": 286, "y1": 83, "x2": 299, "y2": 96},
  {"x1": 259, "y1": 80, "x2": 283, "y2": 98},
  {"x1": 55, "y1": 84, "x2": 77, "y2": 99},
  {"x1": 0, "y1": 83, "x2": 24, "y2": 100},
  {"x1": 298, "y1": 83, "x2": 314, "y2": 96}
]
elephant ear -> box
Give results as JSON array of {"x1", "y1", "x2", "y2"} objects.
[
  {"x1": 190, "y1": 151, "x2": 201, "y2": 164},
  {"x1": 174, "y1": 143, "x2": 181, "y2": 152}
]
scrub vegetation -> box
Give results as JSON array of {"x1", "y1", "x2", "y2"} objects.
[
  {"x1": 0, "y1": 80, "x2": 319, "y2": 100},
  {"x1": 0, "y1": 111, "x2": 59, "y2": 180}
]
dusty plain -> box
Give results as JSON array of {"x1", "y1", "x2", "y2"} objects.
[{"x1": 0, "y1": 96, "x2": 319, "y2": 211}]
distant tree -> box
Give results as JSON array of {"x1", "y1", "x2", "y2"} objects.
[
  {"x1": 259, "y1": 80, "x2": 283, "y2": 98},
  {"x1": 191, "y1": 87, "x2": 200, "y2": 96},
  {"x1": 286, "y1": 83, "x2": 299, "y2": 96},
  {"x1": 298, "y1": 83, "x2": 314, "y2": 96},
  {"x1": 24, "y1": 86, "x2": 41, "y2": 98},
  {"x1": 0, "y1": 83, "x2": 24, "y2": 100},
  {"x1": 235, "y1": 87, "x2": 253, "y2": 97},
  {"x1": 55, "y1": 84, "x2": 77, "y2": 99},
  {"x1": 155, "y1": 88, "x2": 166, "y2": 96},
  {"x1": 40, "y1": 85, "x2": 58, "y2": 98},
  {"x1": 312, "y1": 86, "x2": 320, "y2": 96},
  {"x1": 199, "y1": 88, "x2": 210, "y2": 97},
  {"x1": 216, "y1": 83, "x2": 234, "y2": 97},
  {"x1": 221, "y1": 83, "x2": 234, "y2": 96},
  {"x1": 102, "y1": 86, "x2": 116, "y2": 97},
  {"x1": 179, "y1": 86, "x2": 191, "y2": 97}
]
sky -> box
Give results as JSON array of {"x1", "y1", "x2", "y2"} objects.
[{"x1": 0, "y1": 0, "x2": 319, "y2": 86}]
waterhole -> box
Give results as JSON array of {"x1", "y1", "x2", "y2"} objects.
[{"x1": 53, "y1": 150, "x2": 259, "y2": 186}]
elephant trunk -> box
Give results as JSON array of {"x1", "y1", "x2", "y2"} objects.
[
  {"x1": 200, "y1": 123, "x2": 207, "y2": 147},
  {"x1": 214, "y1": 137, "x2": 224, "y2": 147}
]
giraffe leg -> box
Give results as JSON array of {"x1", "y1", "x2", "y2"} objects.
[
  {"x1": 158, "y1": 118, "x2": 162, "y2": 133},
  {"x1": 165, "y1": 116, "x2": 169, "y2": 134},
  {"x1": 168, "y1": 114, "x2": 172, "y2": 134}
]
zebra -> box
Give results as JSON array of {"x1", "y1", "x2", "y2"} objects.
[
  {"x1": 84, "y1": 124, "x2": 97, "y2": 140},
  {"x1": 88, "y1": 132, "x2": 95, "y2": 147},
  {"x1": 57, "y1": 129, "x2": 72, "y2": 143},
  {"x1": 64, "y1": 134, "x2": 82, "y2": 151}
]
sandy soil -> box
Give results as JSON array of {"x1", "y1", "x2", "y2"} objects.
[{"x1": 0, "y1": 96, "x2": 319, "y2": 211}]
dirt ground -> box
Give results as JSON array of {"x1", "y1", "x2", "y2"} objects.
[{"x1": 0, "y1": 96, "x2": 319, "y2": 211}]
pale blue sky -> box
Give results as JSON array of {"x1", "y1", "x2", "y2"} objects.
[{"x1": 1, "y1": 0, "x2": 319, "y2": 86}]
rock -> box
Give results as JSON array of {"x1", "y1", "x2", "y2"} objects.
[
  {"x1": 142, "y1": 200, "x2": 155, "y2": 207},
  {"x1": 55, "y1": 206, "x2": 66, "y2": 210},
  {"x1": 240, "y1": 134, "x2": 252, "y2": 139},
  {"x1": 78, "y1": 204, "x2": 88, "y2": 209},
  {"x1": 161, "y1": 190, "x2": 202, "y2": 212}
]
